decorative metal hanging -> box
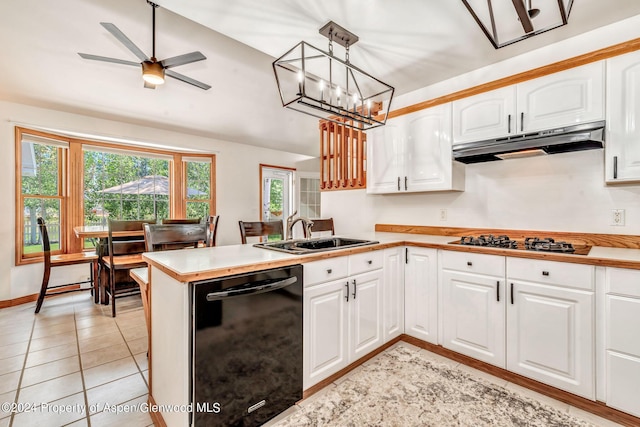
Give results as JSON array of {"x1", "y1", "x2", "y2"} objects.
[
  {"x1": 462, "y1": 0, "x2": 574, "y2": 49},
  {"x1": 272, "y1": 21, "x2": 395, "y2": 130}
]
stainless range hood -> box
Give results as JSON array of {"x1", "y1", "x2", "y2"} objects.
[{"x1": 452, "y1": 121, "x2": 605, "y2": 164}]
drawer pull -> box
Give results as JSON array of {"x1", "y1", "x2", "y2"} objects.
[
  {"x1": 497, "y1": 281, "x2": 500, "y2": 302},
  {"x1": 467, "y1": 261, "x2": 473, "y2": 266},
  {"x1": 510, "y1": 283, "x2": 514, "y2": 305},
  {"x1": 327, "y1": 269, "x2": 332, "y2": 274},
  {"x1": 542, "y1": 271, "x2": 549, "y2": 276},
  {"x1": 345, "y1": 282, "x2": 350, "y2": 302},
  {"x1": 367, "y1": 260, "x2": 372, "y2": 265},
  {"x1": 352, "y1": 279, "x2": 357, "y2": 299}
]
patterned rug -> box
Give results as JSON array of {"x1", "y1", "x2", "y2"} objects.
[{"x1": 272, "y1": 344, "x2": 596, "y2": 427}]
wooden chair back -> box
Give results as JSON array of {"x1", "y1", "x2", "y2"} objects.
[
  {"x1": 144, "y1": 223, "x2": 208, "y2": 252},
  {"x1": 307, "y1": 218, "x2": 335, "y2": 237},
  {"x1": 207, "y1": 215, "x2": 220, "y2": 247},
  {"x1": 238, "y1": 220, "x2": 284, "y2": 244},
  {"x1": 161, "y1": 218, "x2": 202, "y2": 224},
  {"x1": 107, "y1": 219, "x2": 151, "y2": 257},
  {"x1": 37, "y1": 217, "x2": 53, "y2": 286}
]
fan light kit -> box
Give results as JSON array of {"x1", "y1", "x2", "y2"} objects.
[
  {"x1": 273, "y1": 21, "x2": 394, "y2": 131},
  {"x1": 78, "y1": 1, "x2": 210, "y2": 90},
  {"x1": 462, "y1": 0, "x2": 573, "y2": 49}
]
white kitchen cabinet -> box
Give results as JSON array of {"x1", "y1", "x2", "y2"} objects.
[
  {"x1": 452, "y1": 62, "x2": 604, "y2": 143},
  {"x1": 452, "y1": 86, "x2": 516, "y2": 143},
  {"x1": 517, "y1": 61, "x2": 604, "y2": 133},
  {"x1": 367, "y1": 103, "x2": 464, "y2": 194},
  {"x1": 604, "y1": 267, "x2": 640, "y2": 417},
  {"x1": 441, "y1": 251, "x2": 506, "y2": 367},
  {"x1": 303, "y1": 252, "x2": 384, "y2": 389},
  {"x1": 303, "y1": 278, "x2": 349, "y2": 390},
  {"x1": 404, "y1": 247, "x2": 438, "y2": 344},
  {"x1": 506, "y1": 258, "x2": 595, "y2": 399},
  {"x1": 605, "y1": 50, "x2": 640, "y2": 183},
  {"x1": 383, "y1": 247, "x2": 405, "y2": 342}
]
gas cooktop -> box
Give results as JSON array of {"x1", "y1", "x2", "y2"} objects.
[{"x1": 456, "y1": 234, "x2": 590, "y2": 255}]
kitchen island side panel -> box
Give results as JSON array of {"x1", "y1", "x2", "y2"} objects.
[{"x1": 151, "y1": 267, "x2": 191, "y2": 427}]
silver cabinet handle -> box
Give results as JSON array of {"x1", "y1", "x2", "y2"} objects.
[
  {"x1": 520, "y1": 112, "x2": 524, "y2": 132},
  {"x1": 352, "y1": 279, "x2": 357, "y2": 299},
  {"x1": 467, "y1": 261, "x2": 473, "y2": 266},
  {"x1": 497, "y1": 281, "x2": 500, "y2": 302},
  {"x1": 397, "y1": 177, "x2": 401, "y2": 191},
  {"x1": 405, "y1": 176, "x2": 408, "y2": 191},
  {"x1": 345, "y1": 282, "x2": 350, "y2": 302},
  {"x1": 510, "y1": 283, "x2": 514, "y2": 305},
  {"x1": 613, "y1": 156, "x2": 618, "y2": 180},
  {"x1": 507, "y1": 114, "x2": 511, "y2": 133}
]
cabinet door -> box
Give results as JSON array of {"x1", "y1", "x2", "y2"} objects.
[
  {"x1": 383, "y1": 247, "x2": 404, "y2": 342},
  {"x1": 349, "y1": 270, "x2": 384, "y2": 361},
  {"x1": 405, "y1": 247, "x2": 438, "y2": 344},
  {"x1": 303, "y1": 279, "x2": 349, "y2": 389},
  {"x1": 507, "y1": 280, "x2": 594, "y2": 399},
  {"x1": 442, "y1": 270, "x2": 505, "y2": 367},
  {"x1": 517, "y1": 61, "x2": 604, "y2": 133},
  {"x1": 366, "y1": 118, "x2": 403, "y2": 193},
  {"x1": 606, "y1": 50, "x2": 640, "y2": 183},
  {"x1": 405, "y1": 104, "x2": 459, "y2": 192},
  {"x1": 452, "y1": 86, "x2": 516, "y2": 143}
]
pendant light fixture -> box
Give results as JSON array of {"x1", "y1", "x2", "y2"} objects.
[
  {"x1": 273, "y1": 21, "x2": 395, "y2": 130},
  {"x1": 462, "y1": 0, "x2": 573, "y2": 49}
]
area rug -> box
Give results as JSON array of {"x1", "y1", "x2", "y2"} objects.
[{"x1": 273, "y1": 344, "x2": 596, "y2": 427}]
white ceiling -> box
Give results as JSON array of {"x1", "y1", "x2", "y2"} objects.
[{"x1": 1, "y1": 0, "x2": 639, "y2": 157}]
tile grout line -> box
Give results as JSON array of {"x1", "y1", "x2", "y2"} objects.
[
  {"x1": 8, "y1": 312, "x2": 37, "y2": 427},
  {"x1": 113, "y1": 315, "x2": 149, "y2": 388},
  {"x1": 73, "y1": 305, "x2": 92, "y2": 427}
]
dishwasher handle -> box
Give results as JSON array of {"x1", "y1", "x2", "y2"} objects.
[{"x1": 206, "y1": 276, "x2": 298, "y2": 301}]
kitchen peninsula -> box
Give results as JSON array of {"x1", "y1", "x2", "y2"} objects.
[{"x1": 144, "y1": 227, "x2": 640, "y2": 426}]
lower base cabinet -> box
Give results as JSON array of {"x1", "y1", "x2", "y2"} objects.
[
  {"x1": 404, "y1": 247, "x2": 438, "y2": 344},
  {"x1": 303, "y1": 267, "x2": 383, "y2": 390},
  {"x1": 605, "y1": 267, "x2": 640, "y2": 417}
]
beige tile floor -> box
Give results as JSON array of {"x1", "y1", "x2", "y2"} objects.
[{"x1": 0, "y1": 293, "x2": 151, "y2": 427}]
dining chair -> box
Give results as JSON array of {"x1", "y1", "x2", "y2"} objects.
[
  {"x1": 102, "y1": 219, "x2": 154, "y2": 317},
  {"x1": 144, "y1": 223, "x2": 208, "y2": 252},
  {"x1": 161, "y1": 218, "x2": 202, "y2": 224},
  {"x1": 238, "y1": 220, "x2": 284, "y2": 244},
  {"x1": 207, "y1": 215, "x2": 220, "y2": 247},
  {"x1": 306, "y1": 218, "x2": 335, "y2": 237},
  {"x1": 34, "y1": 218, "x2": 99, "y2": 313}
]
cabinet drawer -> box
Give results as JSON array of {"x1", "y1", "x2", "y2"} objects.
[
  {"x1": 607, "y1": 295, "x2": 640, "y2": 355},
  {"x1": 507, "y1": 258, "x2": 593, "y2": 291},
  {"x1": 606, "y1": 351, "x2": 640, "y2": 418},
  {"x1": 441, "y1": 250, "x2": 505, "y2": 277},
  {"x1": 304, "y1": 257, "x2": 348, "y2": 287},
  {"x1": 348, "y1": 250, "x2": 383, "y2": 276},
  {"x1": 606, "y1": 267, "x2": 640, "y2": 297}
]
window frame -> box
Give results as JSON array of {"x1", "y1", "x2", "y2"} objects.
[{"x1": 14, "y1": 127, "x2": 216, "y2": 266}]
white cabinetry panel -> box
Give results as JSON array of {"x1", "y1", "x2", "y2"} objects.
[
  {"x1": 383, "y1": 247, "x2": 404, "y2": 342},
  {"x1": 405, "y1": 247, "x2": 438, "y2": 344},
  {"x1": 453, "y1": 86, "x2": 516, "y2": 143}
]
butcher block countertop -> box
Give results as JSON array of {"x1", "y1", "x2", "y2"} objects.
[{"x1": 143, "y1": 225, "x2": 640, "y2": 283}]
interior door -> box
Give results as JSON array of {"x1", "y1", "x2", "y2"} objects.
[{"x1": 261, "y1": 166, "x2": 293, "y2": 222}]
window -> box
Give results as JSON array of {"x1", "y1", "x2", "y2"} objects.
[
  {"x1": 16, "y1": 130, "x2": 68, "y2": 260},
  {"x1": 298, "y1": 176, "x2": 321, "y2": 218},
  {"x1": 14, "y1": 127, "x2": 216, "y2": 264}
]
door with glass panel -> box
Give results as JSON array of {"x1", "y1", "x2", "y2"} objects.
[{"x1": 260, "y1": 166, "x2": 293, "y2": 224}]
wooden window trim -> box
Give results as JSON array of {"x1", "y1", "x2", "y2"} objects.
[
  {"x1": 180, "y1": 154, "x2": 217, "y2": 219},
  {"x1": 15, "y1": 127, "x2": 216, "y2": 266}
]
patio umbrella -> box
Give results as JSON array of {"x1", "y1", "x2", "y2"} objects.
[{"x1": 99, "y1": 175, "x2": 205, "y2": 197}]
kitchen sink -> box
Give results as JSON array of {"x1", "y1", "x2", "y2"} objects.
[{"x1": 254, "y1": 237, "x2": 379, "y2": 254}]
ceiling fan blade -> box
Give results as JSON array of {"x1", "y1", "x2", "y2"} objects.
[
  {"x1": 160, "y1": 51, "x2": 206, "y2": 69},
  {"x1": 78, "y1": 53, "x2": 140, "y2": 67},
  {"x1": 165, "y1": 69, "x2": 211, "y2": 90},
  {"x1": 144, "y1": 81, "x2": 156, "y2": 89},
  {"x1": 100, "y1": 22, "x2": 149, "y2": 62},
  {"x1": 510, "y1": 0, "x2": 534, "y2": 33}
]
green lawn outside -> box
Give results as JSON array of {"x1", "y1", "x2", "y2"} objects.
[{"x1": 24, "y1": 243, "x2": 59, "y2": 254}]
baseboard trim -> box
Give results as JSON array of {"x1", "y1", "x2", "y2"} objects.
[
  {"x1": 148, "y1": 395, "x2": 168, "y2": 427},
  {"x1": 401, "y1": 335, "x2": 640, "y2": 427},
  {"x1": 0, "y1": 284, "x2": 83, "y2": 309}
]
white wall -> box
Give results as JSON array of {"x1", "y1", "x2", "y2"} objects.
[
  {"x1": 323, "y1": 16, "x2": 640, "y2": 237},
  {"x1": 0, "y1": 100, "x2": 315, "y2": 300}
]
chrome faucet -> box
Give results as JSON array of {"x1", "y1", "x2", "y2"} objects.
[{"x1": 285, "y1": 211, "x2": 313, "y2": 240}]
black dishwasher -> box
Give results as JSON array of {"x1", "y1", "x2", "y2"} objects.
[{"x1": 192, "y1": 265, "x2": 303, "y2": 426}]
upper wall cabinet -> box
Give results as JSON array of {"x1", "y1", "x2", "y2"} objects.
[
  {"x1": 367, "y1": 103, "x2": 464, "y2": 194},
  {"x1": 605, "y1": 50, "x2": 640, "y2": 183},
  {"x1": 453, "y1": 62, "x2": 605, "y2": 143}
]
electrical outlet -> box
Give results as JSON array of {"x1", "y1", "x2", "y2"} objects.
[
  {"x1": 612, "y1": 209, "x2": 625, "y2": 226},
  {"x1": 439, "y1": 209, "x2": 447, "y2": 221}
]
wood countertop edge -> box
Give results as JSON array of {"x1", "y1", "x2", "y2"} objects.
[{"x1": 143, "y1": 239, "x2": 640, "y2": 283}]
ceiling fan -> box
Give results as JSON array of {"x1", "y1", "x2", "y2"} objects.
[{"x1": 78, "y1": 1, "x2": 211, "y2": 90}]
